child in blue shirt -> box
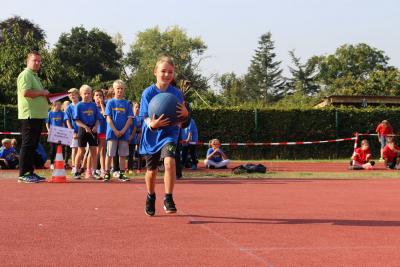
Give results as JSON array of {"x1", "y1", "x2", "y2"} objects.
[
  {"x1": 139, "y1": 56, "x2": 189, "y2": 216},
  {"x1": 93, "y1": 89, "x2": 107, "y2": 178},
  {"x1": 181, "y1": 118, "x2": 199, "y2": 170},
  {"x1": 128, "y1": 102, "x2": 143, "y2": 173},
  {"x1": 104, "y1": 80, "x2": 134, "y2": 182},
  {"x1": 73, "y1": 85, "x2": 100, "y2": 179},
  {"x1": 204, "y1": 138, "x2": 230, "y2": 169},
  {"x1": 0, "y1": 138, "x2": 19, "y2": 169},
  {"x1": 64, "y1": 88, "x2": 80, "y2": 174},
  {"x1": 46, "y1": 101, "x2": 65, "y2": 169}
]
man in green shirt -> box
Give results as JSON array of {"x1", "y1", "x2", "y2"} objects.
[{"x1": 17, "y1": 51, "x2": 49, "y2": 183}]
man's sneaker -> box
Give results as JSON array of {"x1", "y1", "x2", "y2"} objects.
[
  {"x1": 32, "y1": 173, "x2": 46, "y2": 182},
  {"x1": 163, "y1": 195, "x2": 177, "y2": 214},
  {"x1": 18, "y1": 174, "x2": 39, "y2": 183},
  {"x1": 103, "y1": 172, "x2": 111, "y2": 182},
  {"x1": 93, "y1": 171, "x2": 102, "y2": 180},
  {"x1": 145, "y1": 193, "x2": 156, "y2": 216},
  {"x1": 72, "y1": 172, "x2": 81, "y2": 179},
  {"x1": 118, "y1": 172, "x2": 130, "y2": 182}
]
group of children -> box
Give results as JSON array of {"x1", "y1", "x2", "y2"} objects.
[{"x1": 349, "y1": 120, "x2": 400, "y2": 170}]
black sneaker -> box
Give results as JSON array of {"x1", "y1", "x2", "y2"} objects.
[
  {"x1": 18, "y1": 174, "x2": 40, "y2": 183},
  {"x1": 32, "y1": 173, "x2": 46, "y2": 182},
  {"x1": 118, "y1": 172, "x2": 130, "y2": 182},
  {"x1": 145, "y1": 193, "x2": 156, "y2": 216},
  {"x1": 72, "y1": 171, "x2": 81, "y2": 180},
  {"x1": 163, "y1": 195, "x2": 177, "y2": 214},
  {"x1": 103, "y1": 172, "x2": 111, "y2": 182}
]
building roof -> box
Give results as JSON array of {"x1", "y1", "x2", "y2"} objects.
[{"x1": 314, "y1": 95, "x2": 400, "y2": 108}]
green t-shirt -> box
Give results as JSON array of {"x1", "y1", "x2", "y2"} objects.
[{"x1": 17, "y1": 68, "x2": 49, "y2": 119}]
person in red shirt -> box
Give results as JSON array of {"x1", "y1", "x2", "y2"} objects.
[
  {"x1": 376, "y1": 120, "x2": 393, "y2": 161},
  {"x1": 349, "y1": 139, "x2": 375, "y2": 170},
  {"x1": 382, "y1": 136, "x2": 400, "y2": 169}
]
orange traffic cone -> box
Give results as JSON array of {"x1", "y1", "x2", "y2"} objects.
[{"x1": 48, "y1": 144, "x2": 67, "y2": 183}]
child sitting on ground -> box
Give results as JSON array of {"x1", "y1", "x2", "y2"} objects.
[
  {"x1": 0, "y1": 138, "x2": 19, "y2": 169},
  {"x1": 204, "y1": 138, "x2": 230, "y2": 169},
  {"x1": 349, "y1": 139, "x2": 375, "y2": 170},
  {"x1": 382, "y1": 136, "x2": 400, "y2": 169}
]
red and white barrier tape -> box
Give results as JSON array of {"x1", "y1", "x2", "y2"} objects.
[
  {"x1": 0, "y1": 131, "x2": 356, "y2": 146},
  {"x1": 183, "y1": 137, "x2": 356, "y2": 146}
]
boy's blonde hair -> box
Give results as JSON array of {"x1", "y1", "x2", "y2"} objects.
[
  {"x1": 1, "y1": 138, "x2": 11, "y2": 145},
  {"x1": 113, "y1": 79, "x2": 125, "y2": 89},
  {"x1": 68, "y1": 88, "x2": 79, "y2": 95},
  {"x1": 79, "y1": 84, "x2": 92, "y2": 93},
  {"x1": 154, "y1": 56, "x2": 175, "y2": 71}
]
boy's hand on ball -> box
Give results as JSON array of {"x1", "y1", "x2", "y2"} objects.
[
  {"x1": 151, "y1": 114, "x2": 170, "y2": 129},
  {"x1": 176, "y1": 103, "x2": 188, "y2": 119}
]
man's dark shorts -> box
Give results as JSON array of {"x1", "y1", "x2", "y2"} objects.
[{"x1": 145, "y1": 142, "x2": 176, "y2": 170}]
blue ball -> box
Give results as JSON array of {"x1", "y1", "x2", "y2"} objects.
[{"x1": 148, "y1": 92, "x2": 180, "y2": 124}]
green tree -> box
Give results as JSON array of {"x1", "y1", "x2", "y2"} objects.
[
  {"x1": 245, "y1": 32, "x2": 285, "y2": 103},
  {"x1": 312, "y1": 43, "x2": 391, "y2": 96},
  {"x1": 53, "y1": 26, "x2": 122, "y2": 90},
  {"x1": 216, "y1": 72, "x2": 247, "y2": 105},
  {"x1": 0, "y1": 18, "x2": 49, "y2": 104},
  {"x1": 287, "y1": 50, "x2": 318, "y2": 95},
  {"x1": 125, "y1": 26, "x2": 208, "y2": 101}
]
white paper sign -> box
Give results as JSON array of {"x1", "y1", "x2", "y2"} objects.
[{"x1": 47, "y1": 126, "x2": 74, "y2": 146}]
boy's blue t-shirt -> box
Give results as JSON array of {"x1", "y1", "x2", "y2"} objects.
[
  {"x1": 105, "y1": 98, "x2": 134, "y2": 141},
  {"x1": 73, "y1": 101, "x2": 100, "y2": 127},
  {"x1": 96, "y1": 104, "x2": 107, "y2": 134},
  {"x1": 47, "y1": 111, "x2": 65, "y2": 127},
  {"x1": 181, "y1": 119, "x2": 198, "y2": 144},
  {"x1": 129, "y1": 116, "x2": 144, "y2": 145},
  {"x1": 206, "y1": 148, "x2": 224, "y2": 163},
  {"x1": 0, "y1": 146, "x2": 18, "y2": 163},
  {"x1": 139, "y1": 84, "x2": 184, "y2": 155},
  {"x1": 64, "y1": 103, "x2": 79, "y2": 133}
]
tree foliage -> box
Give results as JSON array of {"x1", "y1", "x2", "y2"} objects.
[
  {"x1": 245, "y1": 32, "x2": 285, "y2": 103},
  {"x1": 286, "y1": 50, "x2": 318, "y2": 95},
  {"x1": 312, "y1": 43, "x2": 393, "y2": 96},
  {"x1": 53, "y1": 26, "x2": 122, "y2": 90},
  {"x1": 125, "y1": 26, "x2": 208, "y2": 101},
  {"x1": 0, "y1": 19, "x2": 48, "y2": 104}
]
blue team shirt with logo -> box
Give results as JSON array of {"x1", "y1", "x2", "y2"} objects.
[
  {"x1": 73, "y1": 102, "x2": 100, "y2": 127},
  {"x1": 206, "y1": 148, "x2": 224, "y2": 163},
  {"x1": 64, "y1": 103, "x2": 79, "y2": 133},
  {"x1": 0, "y1": 146, "x2": 18, "y2": 163},
  {"x1": 139, "y1": 84, "x2": 184, "y2": 155},
  {"x1": 47, "y1": 111, "x2": 65, "y2": 127},
  {"x1": 105, "y1": 98, "x2": 134, "y2": 141}
]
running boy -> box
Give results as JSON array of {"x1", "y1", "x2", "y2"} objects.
[
  {"x1": 139, "y1": 56, "x2": 189, "y2": 216},
  {"x1": 73, "y1": 85, "x2": 100, "y2": 179},
  {"x1": 104, "y1": 80, "x2": 133, "y2": 182},
  {"x1": 46, "y1": 101, "x2": 65, "y2": 169},
  {"x1": 349, "y1": 139, "x2": 375, "y2": 170}
]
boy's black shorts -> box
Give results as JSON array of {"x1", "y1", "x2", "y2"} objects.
[
  {"x1": 78, "y1": 127, "x2": 98, "y2": 147},
  {"x1": 145, "y1": 142, "x2": 176, "y2": 170}
]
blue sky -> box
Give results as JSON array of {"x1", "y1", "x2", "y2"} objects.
[{"x1": 2, "y1": 0, "x2": 399, "y2": 78}]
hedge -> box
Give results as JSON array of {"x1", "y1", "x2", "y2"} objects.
[{"x1": 1, "y1": 104, "x2": 400, "y2": 159}]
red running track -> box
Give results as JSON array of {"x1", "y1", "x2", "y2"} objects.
[{"x1": 1, "y1": 177, "x2": 400, "y2": 266}]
